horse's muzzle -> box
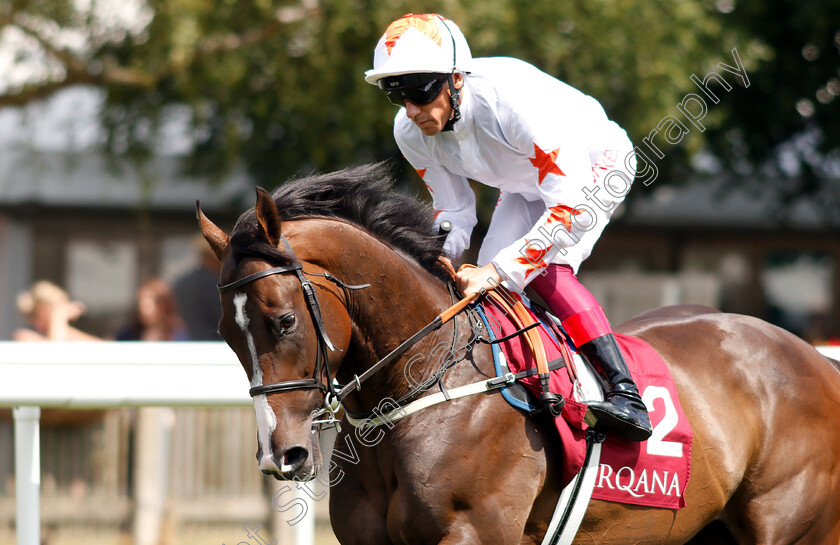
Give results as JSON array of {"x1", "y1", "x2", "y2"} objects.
[{"x1": 259, "y1": 445, "x2": 314, "y2": 480}]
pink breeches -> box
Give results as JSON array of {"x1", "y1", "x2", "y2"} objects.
[{"x1": 529, "y1": 264, "x2": 613, "y2": 347}]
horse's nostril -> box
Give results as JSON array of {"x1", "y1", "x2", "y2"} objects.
[{"x1": 280, "y1": 446, "x2": 308, "y2": 472}]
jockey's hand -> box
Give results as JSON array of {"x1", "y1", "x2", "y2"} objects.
[{"x1": 455, "y1": 263, "x2": 502, "y2": 298}]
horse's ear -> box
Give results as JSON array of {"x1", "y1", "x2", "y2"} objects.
[
  {"x1": 254, "y1": 186, "x2": 282, "y2": 247},
  {"x1": 196, "y1": 200, "x2": 230, "y2": 261}
]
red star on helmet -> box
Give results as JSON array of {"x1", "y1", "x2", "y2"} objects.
[
  {"x1": 529, "y1": 143, "x2": 565, "y2": 184},
  {"x1": 384, "y1": 14, "x2": 441, "y2": 55}
]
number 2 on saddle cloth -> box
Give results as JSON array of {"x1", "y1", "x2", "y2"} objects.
[{"x1": 478, "y1": 288, "x2": 693, "y2": 510}]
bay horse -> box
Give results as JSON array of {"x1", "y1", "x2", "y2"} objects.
[{"x1": 198, "y1": 162, "x2": 840, "y2": 544}]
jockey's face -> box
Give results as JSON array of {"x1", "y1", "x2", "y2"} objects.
[{"x1": 404, "y1": 73, "x2": 463, "y2": 136}]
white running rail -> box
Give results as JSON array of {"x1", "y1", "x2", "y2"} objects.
[
  {"x1": 0, "y1": 341, "x2": 316, "y2": 545},
  {"x1": 1, "y1": 341, "x2": 838, "y2": 545}
]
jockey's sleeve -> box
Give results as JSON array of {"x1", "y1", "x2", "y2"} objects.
[
  {"x1": 490, "y1": 108, "x2": 597, "y2": 290},
  {"x1": 395, "y1": 122, "x2": 478, "y2": 238},
  {"x1": 416, "y1": 165, "x2": 477, "y2": 234}
]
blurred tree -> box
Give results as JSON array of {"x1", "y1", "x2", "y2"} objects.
[
  {"x1": 1, "y1": 0, "x2": 835, "y2": 224},
  {"x1": 702, "y1": 0, "x2": 840, "y2": 225}
]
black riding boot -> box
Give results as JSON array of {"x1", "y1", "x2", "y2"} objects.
[{"x1": 581, "y1": 333, "x2": 652, "y2": 441}]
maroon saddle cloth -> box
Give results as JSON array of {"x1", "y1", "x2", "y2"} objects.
[{"x1": 479, "y1": 294, "x2": 692, "y2": 509}]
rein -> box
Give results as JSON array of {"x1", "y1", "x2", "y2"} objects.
[
  {"x1": 218, "y1": 236, "x2": 369, "y2": 398},
  {"x1": 220, "y1": 234, "x2": 562, "y2": 431},
  {"x1": 335, "y1": 287, "x2": 477, "y2": 406},
  {"x1": 218, "y1": 234, "x2": 483, "y2": 423},
  {"x1": 219, "y1": 230, "x2": 606, "y2": 545}
]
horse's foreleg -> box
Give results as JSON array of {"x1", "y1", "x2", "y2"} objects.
[{"x1": 330, "y1": 451, "x2": 393, "y2": 545}]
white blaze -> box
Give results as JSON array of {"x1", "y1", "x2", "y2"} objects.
[{"x1": 234, "y1": 293, "x2": 277, "y2": 470}]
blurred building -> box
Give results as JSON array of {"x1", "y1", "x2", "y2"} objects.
[
  {"x1": 582, "y1": 176, "x2": 840, "y2": 343},
  {"x1": 1, "y1": 89, "x2": 838, "y2": 343},
  {"x1": 0, "y1": 150, "x2": 249, "y2": 339},
  {"x1": 0, "y1": 88, "x2": 248, "y2": 340}
]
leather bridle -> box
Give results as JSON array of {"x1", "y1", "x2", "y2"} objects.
[
  {"x1": 218, "y1": 235, "x2": 369, "y2": 400},
  {"x1": 219, "y1": 234, "x2": 481, "y2": 426}
]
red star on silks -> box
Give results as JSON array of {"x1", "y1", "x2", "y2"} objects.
[
  {"x1": 545, "y1": 204, "x2": 582, "y2": 231},
  {"x1": 416, "y1": 168, "x2": 427, "y2": 179},
  {"x1": 529, "y1": 143, "x2": 565, "y2": 184},
  {"x1": 513, "y1": 242, "x2": 554, "y2": 280}
]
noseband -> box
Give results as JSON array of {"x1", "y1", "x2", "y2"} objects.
[
  {"x1": 218, "y1": 235, "x2": 369, "y2": 399},
  {"x1": 219, "y1": 234, "x2": 477, "y2": 428}
]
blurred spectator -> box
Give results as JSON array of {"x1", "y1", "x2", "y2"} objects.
[
  {"x1": 13, "y1": 280, "x2": 100, "y2": 341},
  {"x1": 116, "y1": 278, "x2": 188, "y2": 341},
  {"x1": 173, "y1": 235, "x2": 222, "y2": 340}
]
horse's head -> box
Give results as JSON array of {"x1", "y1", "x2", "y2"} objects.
[{"x1": 197, "y1": 187, "x2": 351, "y2": 481}]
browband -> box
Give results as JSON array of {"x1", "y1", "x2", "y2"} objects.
[{"x1": 218, "y1": 263, "x2": 303, "y2": 293}]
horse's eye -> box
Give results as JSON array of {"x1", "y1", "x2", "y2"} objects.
[{"x1": 273, "y1": 312, "x2": 296, "y2": 337}]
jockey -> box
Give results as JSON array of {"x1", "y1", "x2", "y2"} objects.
[{"x1": 365, "y1": 13, "x2": 651, "y2": 441}]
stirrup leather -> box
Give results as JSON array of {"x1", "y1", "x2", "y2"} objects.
[{"x1": 486, "y1": 288, "x2": 565, "y2": 417}]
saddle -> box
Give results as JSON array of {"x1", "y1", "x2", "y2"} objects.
[{"x1": 476, "y1": 287, "x2": 693, "y2": 510}]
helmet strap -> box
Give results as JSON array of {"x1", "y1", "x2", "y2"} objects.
[{"x1": 441, "y1": 73, "x2": 461, "y2": 132}]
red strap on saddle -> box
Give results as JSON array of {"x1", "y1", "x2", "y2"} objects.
[{"x1": 486, "y1": 289, "x2": 550, "y2": 375}]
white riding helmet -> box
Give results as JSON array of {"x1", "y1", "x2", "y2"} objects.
[{"x1": 364, "y1": 13, "x2": 472, "y2": 85}]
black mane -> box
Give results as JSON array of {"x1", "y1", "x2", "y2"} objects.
[{"x1": 231, "y1": 161, "x2": 449, "y2": 281}]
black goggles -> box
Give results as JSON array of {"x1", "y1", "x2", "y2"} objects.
[{"x1": 379, "y1": 74, "x2": 448, "y2": 107}]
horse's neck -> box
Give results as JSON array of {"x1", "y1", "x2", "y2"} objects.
[
  {"x1": 290, "y1": 219, "x2": 452, "y2": 411},
  {"x1": 345, "y1": 254, "x2": 452, "y2": 410}
]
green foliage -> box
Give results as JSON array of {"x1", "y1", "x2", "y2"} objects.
[
  {"x1": 2, "y1": 0, "x2": 836, "y2": 213},
  {"x1": 703, "y1": 0, "x2": 840, "y2": 220}
]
